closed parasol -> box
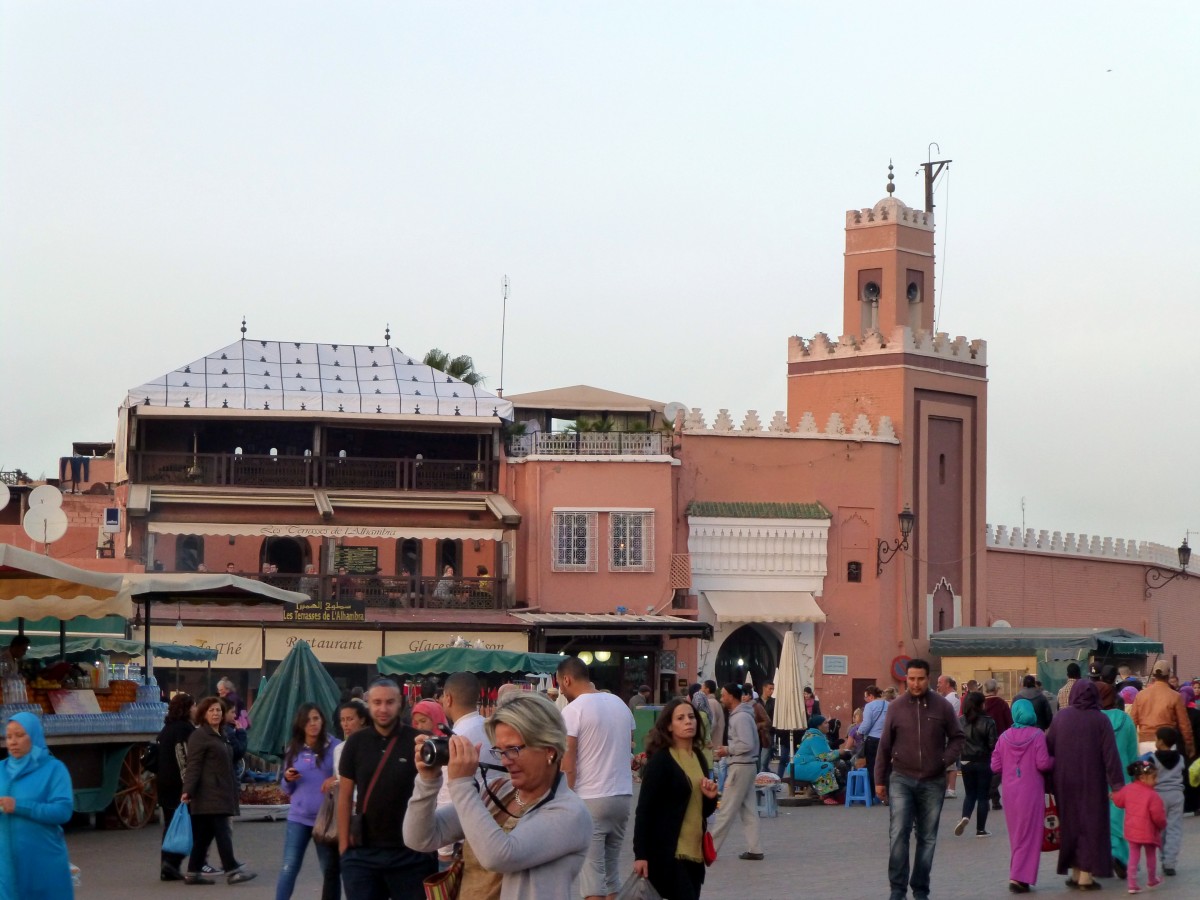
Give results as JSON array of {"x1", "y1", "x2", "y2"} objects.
[
  {"x1": 246, "y1": 639, "x2": 341, "y2": 760},
  {"x1": 773, "y1": 629, "x2": 808, "y2": 736}
]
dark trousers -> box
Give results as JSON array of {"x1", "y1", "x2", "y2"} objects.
[
  {"x1": 887, "y1": 772, "x2": 946, "y2": 900},
  {"x1": 649, "y1": 858, "x2": 705, "y2": 900},
  {"x1": 322, "y1": 849, "x2": 342, "y2": 900},
  {"x1": 161, "y1": 803, "x2": 185, "y2": 871},
  {"x1": 863, "y1": 736, "x2": 881, "y2": 795},
  {"x1": 959, "y1": 761, "x2": 992, "y2": 832},
  {"x1": 341, "y1": 846, "x2": 436, "y2": 900},
  {"x1": 188, "y1": 813, "x2": 239, "y2": 875}
]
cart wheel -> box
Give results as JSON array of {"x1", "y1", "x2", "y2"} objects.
[{"x1": 113, "y1": 744, "x2": 157, "y2": 829}]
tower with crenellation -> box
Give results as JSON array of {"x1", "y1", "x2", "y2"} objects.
[{"x1": 786, "y1": 164, "x2": 989, "y2": 646}]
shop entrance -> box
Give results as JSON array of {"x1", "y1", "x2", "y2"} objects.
[
  {"x1": 260, "y1": 536, "x2": 310, "y2": 574},
  {"x1": 715, "y1": 624, "x2": 780, "y2": 692}
]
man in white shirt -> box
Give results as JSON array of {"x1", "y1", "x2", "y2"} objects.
[
  {"x1": 558, "y1": 656, "x2": 634, "y2": 900},
  {"x1": 936, "y1": 674, "x2": 961, "y2": 798},
  {"x1": 440, "y1": 672, "x2": 504, "y2": 778}
]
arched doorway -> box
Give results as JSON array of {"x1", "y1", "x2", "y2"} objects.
[
  {"x1": 175, "y1": 535, "x2": 204, "y2": 572},
  {"x1": 397, "y1": 538, "x2": 422, "y2": 578},
  {"x1": 437, "y1": 539, "x2": 461, "y2": 576},
  {"x1": 260, "y1": 536, "x2": 309, "y2": 574},
  {"x1": 715, "y1": 624, "x2": 781, "y2": 692}
]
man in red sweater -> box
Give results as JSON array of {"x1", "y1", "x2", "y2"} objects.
[{"x1": 982, "y1": 679, "x2": 1013, "y2": 810}]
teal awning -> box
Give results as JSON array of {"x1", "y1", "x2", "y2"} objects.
[
  {"x1": 930, "y1": 626, "x2": 1163, "y2": 657},
  {"x1": 378, "y1": 647, "x2": 564, "y2": 677},
  {"x1": 24, "y1": 636, "x2": 219, "y2": 662}
]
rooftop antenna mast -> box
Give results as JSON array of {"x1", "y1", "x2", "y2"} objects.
[
  {"x1": 497, "y1": 275, "x2": 509, "y2": 397},
  {"x1": 919, "y1": 143, "x2": 951, "y2": 214}
]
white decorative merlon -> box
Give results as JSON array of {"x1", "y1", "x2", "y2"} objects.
[
  {"x1": 985, "y1": 523, "x2": 1180, "y2": 566},
  {"x1": 682, "y1": 409, "x2": 899, "y2": 443},
  {"x1": 846, "y1": 196, "x2": 934, "y2": 230},
  {"x1": 788, "y1": 325, "x2": 986, "y2": 367}
]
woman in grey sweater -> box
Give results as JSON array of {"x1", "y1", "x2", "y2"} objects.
[{"x1": 404, "y1": 693, "x2": 591, "y2": 900}]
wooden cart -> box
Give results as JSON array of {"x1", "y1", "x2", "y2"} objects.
[{"x1": 45, "y1": 732, "x2": 159, "y2": 829}]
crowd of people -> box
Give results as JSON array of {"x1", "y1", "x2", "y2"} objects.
[{"x1": 874, "y1": 657, "x2": 1197, "y2": 898}]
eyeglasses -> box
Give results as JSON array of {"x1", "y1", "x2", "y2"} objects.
[{"x1": 490, "y1": 744, "x2": 528, "y2": 761}]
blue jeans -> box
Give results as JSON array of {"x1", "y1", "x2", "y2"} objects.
[
  {"x1": 341, "y1": 846, "x2": 436, "y2": 900},
  {"x1": 275, "y1": 821, "x2": 335, "y2": 900},
  {"x1": 887, "y1": 772, "x2": 946, "y2": 900}
]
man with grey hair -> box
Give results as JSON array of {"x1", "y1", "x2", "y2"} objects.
[
  {"x1": 558, "y1": 656, "x2": 634, "y2": 900},
  {"x1": 981, "y1": 679, "x2": 1013, "y2": 810}
]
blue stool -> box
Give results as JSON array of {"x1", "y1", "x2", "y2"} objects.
[
  {"x1": 844, "y1": 768, "x2": 873, "y2": 807},
  {"x1": 756, "y1": 784, "x2": 779, "y2": 817}
]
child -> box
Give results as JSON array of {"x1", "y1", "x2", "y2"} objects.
[
  {"x1": 1112, "y1": 759, "x2": 1166, "y2": 894},
  {"x1": 1152, "y1": 726, "x2": 1186, "y2": 876}
]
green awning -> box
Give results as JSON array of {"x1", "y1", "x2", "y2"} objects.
[
  {"x1": 24, "y1": 636, "x2": 219, "y2": 662},
  {"x1": 1103, "y1": 638, "x2": 1165, "y2": 656},
  {"x1": 377, "y1": 647, "x2": 564, "y2": 677},
  {"x1": 930, "y1": 626, "x2": 1163, "y2": 657}
]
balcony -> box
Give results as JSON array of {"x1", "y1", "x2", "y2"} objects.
[
  {"x1": 239, "y1": 572, "x2": 507, "y2": 611},
  {"x1": 506, "y1": 431, "x2": 667, "y2": 458},
  {"x1": 131, "y1": 451, "x2": 498, "y2": 492}
]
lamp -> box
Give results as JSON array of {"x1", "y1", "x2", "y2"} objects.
[
  {"x1": 578, "y1": 651, "x2": 594, "y2": 665},
  {"x1": 1143, "y1": 538, "x2": 1192, "y2": 598},
  {"x1": 877, "y1": 505, "x2": 916, "y2": 575},
  {"x1": 594, "y1": 650, "x2": 612, "y2": 663}
]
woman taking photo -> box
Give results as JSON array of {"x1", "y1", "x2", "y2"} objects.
[
  {"x1": 633, "y1": 699, "x2": 720, "y2": 900},
  {"x1": 275, "y1": 703, "x2": 339, "y2": 900},
  {"x1": 0, "y1": 712, "x2": 75, "y2": 900},
  {"x1": 182, "y1": 697, "x2": 257, "y2": 885},
  {"x1": 156, "y1": 692, "x2": 196, "y2": 881},
  {"x1": 404, "y1": 692, "x2": 591, "y2": 899}
]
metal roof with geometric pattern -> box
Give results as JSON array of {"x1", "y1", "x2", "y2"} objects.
[
  {"x1": 685, "y1": 501, "x2": 831, "y2": 519},
  {"x1": 124, "y1": 337, "x2": 513, "y2": 419}
]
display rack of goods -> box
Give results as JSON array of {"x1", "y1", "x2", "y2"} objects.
[{"x1": 240, "y1": 782, "x2": 290, "y2": 806}]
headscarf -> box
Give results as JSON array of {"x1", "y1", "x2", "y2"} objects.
[
  {"x1": 4, "y1": 711, "x2": 48, "y2": 778},
  {"x1": 1011, "y1": 698, "x2": 1037, "y2": 729},
  {"x1": 1069, "y1": 677, "x2": 1101, "y2": 711},
  {"x1": 1119, "y1": 685, "x2": 1139, "y2": 706},
  {"x1": 411, "y1": 700, "x2": 448, "y2": 733},
  {"x1": 1179, "y1": 683, "x2": 1195, "y2": 708},
  {"x1": 807, "y1": 714, "x2": 826, "y2": 730}
]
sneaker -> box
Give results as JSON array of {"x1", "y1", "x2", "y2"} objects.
[
  {"x1": 954, "y1": 817, "x2": 969, "y2": 836},
  {"x1": 945, "y1": 789, "x2": 957, "y2": 798},
  {"x1": 1128, "y1": 888, "x2": 1141, "y2": 895},
  {"x1": 976, "y1": 830, "x2": 991, "y2": 837},
  {"x1": 201, "y1": 864, "x2": 224, "y2": 876},
  {"x1": 737, "y1": 852, "x2": 764, "y2": 861}
]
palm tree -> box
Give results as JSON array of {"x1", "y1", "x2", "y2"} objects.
[{"x1": 423, "y1": 349, "x2": 486, "y2": 385}]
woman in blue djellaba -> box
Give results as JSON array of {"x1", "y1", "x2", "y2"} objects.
[
  {"x1": 787, "y1": 714, "x2": 847, "y2": 805},
  {"x1": 0, "y1": 711, "x2": 75, "y2": 900}
]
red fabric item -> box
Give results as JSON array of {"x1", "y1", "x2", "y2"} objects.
[{"x1": 1111, "y1": 780, "x2": 1167, "y2": 847}]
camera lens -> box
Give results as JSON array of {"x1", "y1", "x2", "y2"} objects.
[{"x1": 421, "y1": 736, "x2": 450, "y2": 767}]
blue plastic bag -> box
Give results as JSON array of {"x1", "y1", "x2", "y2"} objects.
[{"x1": 163, "y1": 803, "x2": 193, "y2": 856}]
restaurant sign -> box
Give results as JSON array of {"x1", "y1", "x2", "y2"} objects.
[
  {"x1": 132, "y1": 625, "x2": 262, "y2": 669},
  {"x1": 282, "y1": 596, "x2": 366, "y2": 624},
  {"x1": 383, "y1": 630, "x2": 528, "y2": 655},
  {"x1": 264, "y1": 629, "x2": 382, "y2": 665}
]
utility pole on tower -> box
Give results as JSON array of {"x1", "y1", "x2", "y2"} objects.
[{"x1": 920, "y1": 151, "x2": 952, "y2": 214}]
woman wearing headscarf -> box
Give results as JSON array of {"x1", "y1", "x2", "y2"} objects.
[
  {"x1": 0, "y1": 712, "x2": 75, "y2": 900},
  {"x1": 991, "y1": 699, "x2": 1053, "y2": 893},
  {"x1": 1045, "y1": 680, "x2": 1124, "y2": 890},
  {"x1": 787, "y1": 714, "x2": 843, "y2": 804},
  {"x1": 1102, "y1": 690, "x2": 1139, "y2": 880}
]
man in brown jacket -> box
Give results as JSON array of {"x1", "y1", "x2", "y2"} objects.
[{"x1": 1130, "y1": 660, "x2": 1195, "y2": 755}]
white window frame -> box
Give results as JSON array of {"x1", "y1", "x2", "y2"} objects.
[
  {"x1": 551, "y1": 510, "x2": 597, "y2": 572},
  {"x1": 609, "y1": 511, "x2": 654, "y2": 572}
]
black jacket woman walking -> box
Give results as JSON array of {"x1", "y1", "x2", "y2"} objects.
[
  {"x1": 181, "y1": 696, "x2": 257, "y2": 885},
  {"x1": 954, "y1": 691, "x2": 998, "y2": 838},
  {"x1": 633, "y1": 699, "x2": 720, "y2": 900},
  {"x1": 156, "y1": 692, "x2": 195, "y2": 881}
]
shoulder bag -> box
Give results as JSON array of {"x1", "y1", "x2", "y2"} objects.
[
  {"x1": 312, "y1": 782, "x2": 340, "y2": 846},
  {"x1": 348, "y1": 735, "x2": 398, "y2": 848}
]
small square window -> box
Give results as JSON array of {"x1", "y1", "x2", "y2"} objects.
[{"x1": 847, "y1": 561, "x2": 862, "y2": 583}]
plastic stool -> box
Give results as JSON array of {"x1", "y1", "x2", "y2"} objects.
[
  {"x1": 844, "y1": 768, "x2": 873, "y2": 807},
  {"x1": 756, "y1": 784, "x2": 779, "y2": 817}
]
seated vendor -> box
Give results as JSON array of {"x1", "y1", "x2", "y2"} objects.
[
  {"x1": 788, "y1": 714, "x2": 846, "y2": 805},
  {"x1": 0, "y1": 634, "x2": 32, "y2": 678}
]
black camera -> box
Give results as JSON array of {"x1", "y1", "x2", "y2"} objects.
[{"x1": 420, "y1": 724, "x2": 453, "y2": 767}]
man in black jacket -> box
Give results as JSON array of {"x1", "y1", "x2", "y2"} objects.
[
  {"x1": 1015, "y1": 674, "x2": 1053, "y2": 730},
  {"x1": 875, "y1": 659, "x2": 964, "y2": 900}
]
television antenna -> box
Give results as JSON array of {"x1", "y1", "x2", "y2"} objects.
[
  {"x1": 24, "y1": 484, "x2": 68, "y2": 551},
  {"x1": 498, "y1": 275, "x2": 509, "y2": 397}
]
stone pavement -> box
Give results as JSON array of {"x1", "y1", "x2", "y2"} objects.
[{"x1": 65, "y1": 795, "x2": 1200, "y2": 899}]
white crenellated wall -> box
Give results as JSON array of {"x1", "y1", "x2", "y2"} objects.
[
  {"x1": 682, "y1": 408, "x2": 899, "y2": 443},
  {"x1": 787, "y1": 325, "x2": 987, "y2": 367},
  {"x1": 985, "y1": 524, "x2": 1181, "y2": 567}
]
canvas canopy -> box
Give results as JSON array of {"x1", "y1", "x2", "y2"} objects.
[
  {"x1": 929, "y1": 626, "x2": 1163, "y2": 657},
  {"x1": 0, "y1": 544, "x2": 133, "y2": 619},
  {"x1": 378, "y1": 647, "x2": 564, "y2": 677},
  {"x1": 122, "y1": 572, "x2": 308, "y2": 606},
  {"x1": 24, "y1": 636, "x2": 218, "y2": 663}
]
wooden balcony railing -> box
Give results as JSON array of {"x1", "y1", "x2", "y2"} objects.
[
  {"x1": 235, "y1": 572, "x2": 507, "y2": 611},
  {"x1": 132, "y1": 452, "x2": 498, "y2": 492}
]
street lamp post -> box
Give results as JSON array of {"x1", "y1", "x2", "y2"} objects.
[
  {"x1": 1143, "y1": 539, "x2": 1192, "y2": 599},
  {"x1": 877, "y1": 506, "x2": 917, "y2": 576}
]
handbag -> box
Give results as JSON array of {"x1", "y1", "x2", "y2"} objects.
[
  {"x1": 348, "y1": 735, "x2": 398, "y2": 848},
  {"x1": 702, "y1": 829, "x2": 717, "y2": 866},
  {"x1": 616, "y1": 872, "x2": 663, "y2": 900},
  {"x1": 162, "y1": 803, "x2": 193, "y2": 856},
  {"x1": 312, "y1": 784, "x2": 339, "y2": 846},
  {"x1": 1041, "y1": 793, "x2": 1060, "y2": 853},
  {"x1": 422, "y1": 851, "x2": 464, "y2": 900}
]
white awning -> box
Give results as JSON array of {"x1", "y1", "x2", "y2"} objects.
[
  {"x1": 701, "y1": 590, "x2": 826, "y2": 624},
  {"x1": 146, "y1": 522, "x2": 504, "y2": 541}
]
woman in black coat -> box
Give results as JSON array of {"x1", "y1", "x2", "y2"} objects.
[
  {"x1": 181, "y1": 696, "x2": 256, "y2": 885},
  {"x1": 634, "y1": 699, "x2": 720, "y2": 900},
  {"x1": 155, "y1": 692, "x2": 195, "y2": 881}
]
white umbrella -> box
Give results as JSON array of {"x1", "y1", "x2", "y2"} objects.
[{"x1": 773, "y1": 629, "x2": 808, "y2": 732}]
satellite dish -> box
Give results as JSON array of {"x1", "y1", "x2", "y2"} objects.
[
  {"x1": 23, "y1": 506, "x2": 68, "y2": 544},
  {"x1": 663, "y1": 401, "x2": 687, "y2": 424},
  {"x1": 29, "y1": 484, "x2": 64, "y2": 509},
  {"x1": 0, "y1": 483, "x2": 9, "y2": 512}
]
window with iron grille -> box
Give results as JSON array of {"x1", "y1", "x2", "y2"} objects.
[
  {"x1": 551, "y1": 511, "x2": 597, "y2": 572},
  {"x1": 610, "y1": 512, "x2": 654, "y2": 572}
]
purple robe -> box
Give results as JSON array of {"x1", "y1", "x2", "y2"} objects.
[
  {"x1": 1045, "y1": 680, "x2": 1125, "y2": 877},
  {"x1": 991, "y1": 724, "x2": 1053, "y2": 884}
]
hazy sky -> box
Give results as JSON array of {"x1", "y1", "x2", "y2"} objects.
[{"x1": 2, "y1": 3, "x2": 1197, "y2": 547}]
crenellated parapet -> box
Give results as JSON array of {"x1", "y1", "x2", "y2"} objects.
[
  {"x1": 682, "y1": 408, "x2": 899, "y2": 443},
  {"x1": 788, "y1": 325, "x2": 986, "y2": 367},
  {"x1": 986, "y1": 524, "x2": 1180, "y2": 567},
  {"x1": 846, "y1": 195, "x2": 934, "y2": 230}
]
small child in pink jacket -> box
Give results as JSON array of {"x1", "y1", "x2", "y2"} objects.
[{"x1": 1112, "y1": 759, "x2": 1167, "y2": 893}]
